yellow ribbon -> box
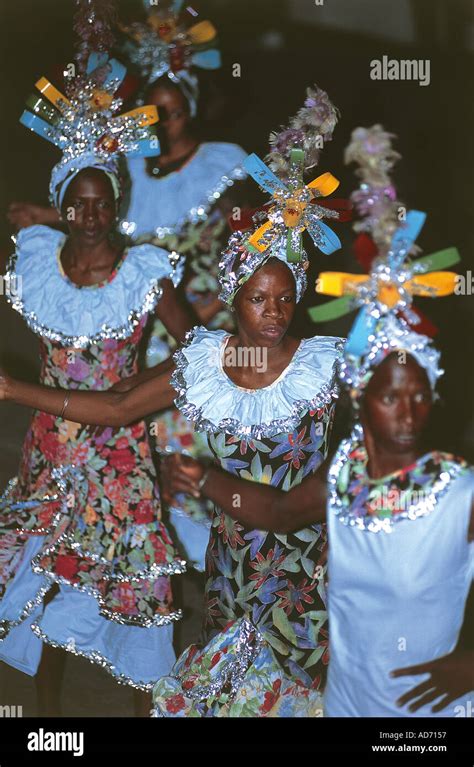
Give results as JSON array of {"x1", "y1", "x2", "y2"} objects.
[
  {"x1": 316, "y1": 271, "x2": 457, "y2": 309},
  {"x1": 118, "y1": 105, "x2": 159, "y2": 127},
  {"x1": 188, "y1": 21, "x2": 217, "y2": 44},
  {"x1": 36, "y1": 78, "x2": 71, "y2": 112},
  {"x1": 247, "y1": 172, "x2": 340, "y2": 253}
]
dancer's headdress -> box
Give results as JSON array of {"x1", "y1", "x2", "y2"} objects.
[
  {"x1": 309, "y1": 124, "x2": 460, "y2": 403},
  {"x1": 120, "y1": 1, "x2": 221, "y2": 117},
  {"x1": 218, "y1": 85, "x2": 350, "y2": 305},
  {"x1": 20, "y1": 52, "x2": 161, "y2": 209}
]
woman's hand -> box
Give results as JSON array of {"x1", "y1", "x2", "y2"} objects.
[
  {"x1": 7, "y1": 202, "x2": 60, "y2": 229},
  {"x1": 391, "y1": 649, "x2": 474, "y2": 713},
  {"x1": 160, "y1": 453, "x2": 205, "y2": 503}
]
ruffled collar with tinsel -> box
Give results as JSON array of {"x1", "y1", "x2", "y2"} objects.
[
  {"x1": 171, "y1": 326, "x2": 344, "y2": 439},
  {"x1": 328, "y1": 425, "x2": 469, "y2": 533},
  {"x1": 6, "y1": 225, "x2": 183, "y2": 348}
]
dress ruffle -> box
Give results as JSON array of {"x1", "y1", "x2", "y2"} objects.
[
  {"x1": 152, "y1": 617, "x2": 324, "y2": 717},
  {"x1": 171, "y1": 326, "x2": 345, "y2": 439},
  {"x1": 6, "y1": 225, "x2": 184, "y2": 347},
  {"x1": 0, "y1": 468, "x2": 185, "y2": 631}
]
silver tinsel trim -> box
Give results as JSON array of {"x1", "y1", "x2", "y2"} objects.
[
  {"x1": 30, "y1": 562, "x2": 183, "y2": 628},
  {"x1": 0, "y1": 580, "x2": 54, "y2": 642},
  {"x1": 5, "y1": 247, "x2": 173, "y2": 347},
  {"x1": 30, "y1": 622, "x2": 157, "y2": 690},
  {"x1": 152, "y1": 618, "x2": 265, "y2": 715},
  {"x1": 218, "y1": 231, "x2": 308, "y2": 306},
  {"x1": 1, "y1": 465, "x2": 185, "y2": 631},
  {"x1": 58, "y1": 537, "x2": 187, "y2": 580},
  {"x1": 170, "y1": 329, "x2": 341, "y2": 439},
  {"x1": 340, "y1": 313, "x2": 442, "y2": 399},
  {"x1": 120, "y1": 164, "x2": 246, "y2": 238},
  {"x1": 2, "y1": 469, "x2": 185, "y2": 582},
  {"x1": 327, "y1": 425, "x2": 465, "y2": 533}
]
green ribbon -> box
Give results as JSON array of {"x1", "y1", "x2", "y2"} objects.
[
  {"x1": 411, "y1": 247, "x2": 460, "y2": 274},
  {"x1": 308, "y1": 295, "x2": 354, "y2": 322}
]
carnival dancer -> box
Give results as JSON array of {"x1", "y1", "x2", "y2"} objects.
[
  {"x1": 7, "y1": 0, "x2": 248, "y2": 572},
  {"x1": 0, "y1": 86, "x2": 348, "y2": 716},
  {"x1": 159, "y1": 126, "x2": 473, "y2": 717},
  {"x1": 0, "y1": 52, "x2": 193, "y2": 716}
]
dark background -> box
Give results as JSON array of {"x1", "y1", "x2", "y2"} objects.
[{"x1": 0, "y1": 0, "x2": 473, "y2": 461}]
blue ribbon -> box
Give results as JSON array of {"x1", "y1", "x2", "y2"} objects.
[
  {"x1": 345, "y1": 308, "x2": 378, "y2": 356},
  {"x1": 192, "y1": 49, "x2": 221, "y2": 70},
  {"x1": 20, "y1": 111, "x2": 56, "y2": 144},
  {"x1": 126, "y1": 137, "x2": 162, "y2": 158},
  {"x1": 390, "y1": 209, "x2": 426, "y2": 262},
  {"x1": 307, "y1": 219, "x2": 342, "y2": 255},
  {"x1": 243, "y1": 153, "x2": 287, "y2": 195}
]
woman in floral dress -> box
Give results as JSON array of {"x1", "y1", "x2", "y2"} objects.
[
  {"x1": 0, "y1": 166, "x2": 191, "y2": 715},
  {"x1": 8, "y1": 75, "x2": 248, "y2": 574},
  {"x1": 0, "y1": 54, "x2": 194, "y2": 715},
  {"x1": 164, "y1": 323, "x2": 474, "y2": 718}
]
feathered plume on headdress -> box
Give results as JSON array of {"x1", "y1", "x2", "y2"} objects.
[
  {"x1": 309, "y1": 124, "x2": 461, "y2": 402},
  {"x1": 266, "y1": 85, "x2": 340, "y2": 179},
  {"x1": 218, "y1": 85, "x2": 350, "y2": 305},
  {"x1": 344, "y1": 124, "x2": 402, "y2": 255}
]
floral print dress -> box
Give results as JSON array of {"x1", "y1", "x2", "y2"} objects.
[
  {"x1": 152, "y1": 327, "x2": 344, "y2": 716},
  {"x1": 0, "y1": 225, "x2": 184, "y2": 688}
]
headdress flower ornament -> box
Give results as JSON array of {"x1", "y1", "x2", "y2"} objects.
[
  {"x1": 218, "y1": 85, "x2": 350, "y2": 306},
  {"x1": 20, "y1": 52, "x2": 161, "y2": 209},
  {"x1": 120, "y1": 0, "x2": 221, "y2": 116},
  {"x1": 309, "y1": 124, "x2": 461, "y2": 402}
]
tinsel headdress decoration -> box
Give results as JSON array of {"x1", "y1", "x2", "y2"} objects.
[
  {"x1": 20, "y1": 52, "x2": 161, "y2": 208},
  {"x1": 119, "y1": 0, "x2": 221, "y2": 116},
  {"x1": 73, "y1": 0, "x2": 117, "y2": 74},
  {"x1": 309, "y1": 124, "x2": 461, "y2": 401},
  {"x1": 218, "y1": 85, "x2": 350, "y2": 305}
]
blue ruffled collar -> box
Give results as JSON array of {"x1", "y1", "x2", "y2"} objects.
[
  {"x1": 6, "y1": 225, "x2": 183, "y2": 347},
  {"x1": 172, "y1": 326, "x2": 345, "y2": 439}
]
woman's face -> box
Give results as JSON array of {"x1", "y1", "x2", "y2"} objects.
[
  {"x1": 62, "y1": 169, "x2": 116, "y2": 246},
  {"x1": 147, "y1": 83, "x2": 191, "y2": 145},
  {"x1": 361, "y1": 353, "x2": 433, "y2": 454},
  {"x1": 233, "y1": 259, "x2": 297, "y2": 347}
]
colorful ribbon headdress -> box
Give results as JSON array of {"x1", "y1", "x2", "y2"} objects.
[
  {"x1": 120, "y1": 1, "x2": 220, "y2": 115},
  {"x1": 20, "y1": 52, "x2": 161, "y2": 208},
  {"x1": 218, "y1": 85, "x2": 349, "y2": 305},
  {"x1": 309, "y1": 124, "x2": 461, "y2": 399}
]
